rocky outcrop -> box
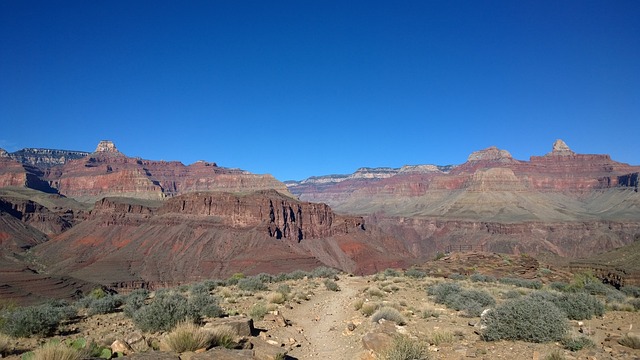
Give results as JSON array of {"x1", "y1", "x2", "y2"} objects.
[
  {"x1": 159, "y1": 190, "x2": 364, "y2": 241},
  {"x1": 34, "y1": 191, "x2": 408, "y2": 285},
  {"x1": 33, "y1": 141, "x2": 292, "y2": 202},
  {"x1": 7, "y1": 148, "x2": 89, "y2": 168}
]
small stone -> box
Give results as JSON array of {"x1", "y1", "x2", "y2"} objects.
[
  {"x1": 468, "y1": 321, "x2": 477, "y2": 327},
  {"x1": 347, "y1": 322, "x2": 356, "y2": 331}
]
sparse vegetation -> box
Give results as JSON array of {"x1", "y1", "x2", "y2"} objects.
[
  {"x1": 31, "y1": 341, "x2": 82, "y2": 360},
  {"x1": 618, "y1": 334, "x2": 640, "y2": 349},
  {"x1": 324, "y1": 279, "x2": 340, "y2": 292},
  {"x1": 428, "y1": 331, "x2": 453, "y2": 345},
  {"x1": 427, "y1": 282, "x2": 495, "y2": 317},
  {"x1": 404, "y1": 268, "x2": 426, "y2": 278},
  {"x1": 481, "y1": 297, "x2": 567, "y2": 342},
  {"x1": 267, "y1": 292, "x2": 286, "y2": 304},
  {"x1": 88, "y1": 294, "x2": 123, "y2": 315},
  {"x1": 237, "y1": 276, "x2": 268, "y2": 292},
  {"x1": 0, "y1": 334, "x2": 9, "y2": 356},
  {"x1": 163, "y1": 320, "x2": 213, "y2": 353},
  {"x1": 361, "y1": 302, "x2": 379, "y2": 317},
  {"x1": 562, "y1": 335, "x2": 594, "y2": 351},
  {"x1": 499, "y1": 277, "x2": 542, "y2": 289},
  {"x1": 209, "y1": 325, "x2": 237, "y2": 349},
  {"x1": 123, "y1": 289, "x2": 149, "y2": 318},
  {"x1": 249, "y1": 303, "x2": 268, "y2": 320},
  {"x1": 371, "y1": 306, "x2": 406, "y2": 325},
  {"x1": 381, "y1": 335, "x2": 429, "y2": 360},
  {"x1": 131, "y1": 292, "x2": 196, "y2": 332},
  {"x1": 544, "y1": 349, "x2": 566, "y2": 360},
  {"x1": 0, "y1": 303, "x2": 65, "y2": 337}
]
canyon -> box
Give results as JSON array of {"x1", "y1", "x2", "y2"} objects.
[{"x1": 0, "y1": 139, "x2": 639, "y2": 304}]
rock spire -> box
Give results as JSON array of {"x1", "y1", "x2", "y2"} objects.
[{"x1": 95, "y1": 140, "x2": 119, "y2": 153}]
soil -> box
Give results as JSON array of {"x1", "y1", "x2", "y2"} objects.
[{"x1": 2, "y1": 271, "x2": 640, "y2": 360}]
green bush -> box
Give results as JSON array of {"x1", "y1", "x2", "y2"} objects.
[
  {"x1": 553, "y1": 292, "x2": 604, "y2": 320},
  {"x1": 284, "y1": 270, "x2": 310, "y2": 280},
  {"x1": 0, "y1": 304, "x2": 63, "y2": 337},
  {"x1": 371, "y1": 306, "x2": 406, "y2": 325},
  {"x1": 88, "y1": 295, "x2": 123, "y2": 315},
  {"x1": 276, "y1": 284, "x2": 291, "y2": 295},
  {"x1": 549, "y1": 282, "x2": 569, "y2": 292},
  {"x1": 481, "y1": 297, "x2": 567, "y2": 343},
  {"x1": 237, "y1": 277, "x2": 268, "y2": 292},
  {"x1": 404, "y1": 268, "x2": 426, "y2": 279},
  {"x1": 470, "y1": 273, "x2": 496, "y2": 283},
  {"x1": 629, "y1": 298, "x2": 640, "y2": 310},
  {"x1": 381, "y1": 335, "x2": 429, "y2": 360},
  {"x1": 384, "y1": 268, "x2": 400, "y2": 277},
  {"x1": 132, "y1": 292, "x2": 195, "y2": 332},
  {"x1": 123, "y1": 289, "x2": 149, "y2": 318},
  {"x1": 189, "y1": 293, "x2": 223, "y2": 318},
  {"x1": 499, "y1": 277, "x2": 542, "y2": 289},
  {"x1": 311, "y1": 266, "x2": 338, "y2": 279},
  {"x1": 448, "y1": 273, "x2": 466, "y2": 280},
  {"x1": 249, "y1": 303, "x2": 268, "y2": 320},
  {"x1": 621, "y1": 285, "x2": 640, "y2": 298},
  {"x1": 562, "y1": 336, "x2": 594, "y2": 351},
  {"x1": 427, "y1": 283, "x2": 495, "y2": 317},
  {"x1": 324, "y1": 279, "x2": 340, "y2": 292}
]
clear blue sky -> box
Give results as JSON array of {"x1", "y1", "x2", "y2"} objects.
[{"x1": 1, "y1": 1, "x2": 638, "y2": 181}]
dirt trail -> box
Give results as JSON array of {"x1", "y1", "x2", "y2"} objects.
[{"x1": 285, "y1": 276, "x2": 367, "y2": 359}]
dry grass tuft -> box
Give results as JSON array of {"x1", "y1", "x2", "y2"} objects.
[
  {"x1": 163, "y1": 321, "x2": 213, "y2": 353},
  {"x1": 361, "y1": 302, "x2": 379, "y2": 316},
  {"x1": 267, "y1": 292, "x2": 286, "y2": 304},
  {"x1": 618, "y1": 334, "x2": 640, "y2": 349},
  {"x1": 0, "y1": 334, "x2": 10, "y2": 356},
  {"x1": 428, "y1": 331, "x2": 454, "y2": 346},
  {"x1": 209, "y1": 325, "x2": 236, "y2": 349},
  {"x1": 32, "y1": 342, "x2": 82, "y2": 360}
]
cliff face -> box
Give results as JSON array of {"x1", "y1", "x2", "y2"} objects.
[
  {"x1": 34, "y1": 191, "x2": 408, "y2": 286},
  {"x1": 7, "y1": 148, "x2": 89, "y2": 168},
  {"x1": 34, "y1": 141, "x2": 292, "y2": 202}
]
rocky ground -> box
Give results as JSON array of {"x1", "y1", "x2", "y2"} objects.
[{"x1": 1, "y1": 260, "x2": 640, "y2": 360}]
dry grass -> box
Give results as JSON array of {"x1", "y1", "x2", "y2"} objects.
[
  {"x1": 32, "y1": 342, "x2": 82, "y2": 360},
  {"x1": 361, "y1": 302, "x2": 379, "y2": 316},
  {"x1": 163, "y1": 321, "x2": 213, "y2": 353},
  {"x1": 428, "y1": 331, "x2": 454, "y2": 346},
  {"x1": 0, "y1": 334, "x2": 10, "y2": 356},
  {"x1": 353, "y1": 298, "x2": 364, "y2": 310},
  {"x1": 618, "y1": 334, "x2": 640, "y2": 349},
  {"x1": 371, "y1": 306, "x2": 406, "y2": 325},
  {"x1": 209, "y1": 325, "x2": 236, "y2": 349},
  {"x1": 267, "y1": 292, "x2": 286, "y2": 304}
]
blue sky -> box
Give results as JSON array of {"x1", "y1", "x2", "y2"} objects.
[{"x1": 1, "y1": 1, "x2": 638, "y2": 181}]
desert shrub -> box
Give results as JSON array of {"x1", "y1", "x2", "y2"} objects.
[
  {"x1": 249, "y1": 303, "x2": 268, "y2": 320},
  {"x1": 353, "y1": 299, "x2": 364, "y2": 311},
  {"x1": 422, "y1": 309, "x2": 440, "y2": 318},
  {"x1": 470, "y1": 273, "x2": 496, "y2": 283},
  {"x1": 371, "y1": 306, "x2": 406, "y2": 325},
  {"x1": 324, "y1": 279, "x2": 340, "y2": 292},
  {"x1": 427, "y1": 282, "x2": 462, "y2": 303},
  {"x1": 618, "y1": 334, "x2": 640, "y2": 349},
  {"x1": 448, "y1": 273, "x2": 466, "y2": 280},
  {"x1": 481, "y1": 297, "x2": 567, "y2": 342},
  {"x1": 0, "y1": 304, "x2": 63, "y2": 337},
  {"x1": 499, "y1": 277, "x2": 542, "y2": 289},
  {"x1": 285, "y1": 270, "x2": 310, "y2": 280},
  {"x1": 568, "y1": 272, "x2": 600, "y2": 292},
  {"x1": 606, "y1": 289, "x2": 626, "y2": 304},
  {"x1": 503, "y1": 290, "x2": 521, "y2": 299},
  {"x1": 31, "y1": 341, "x2": 82, "y2": 360},
  {"x1": 123, "y1": 289, "x2": 149, "y2": 318},
  {"x1": 189, "y1": 293, "x2": 223, "y2": 318},
  {"x1": 209, "y1": 325, "x2": 236, "y2": 349},
  {"x1": 88, "y1": 295, "x2": 122, "y2": 315},
  {"x1": 361, "y1": 302, "x2": 379, "y2": 317},
  {"x1": 163, "y1": 320, "x2": 213, "y2": 353},
  {"x1": 427, "y1": 283, "x2": 494, "y2": 317},
  {"x1": 429, "y1": 331, "x2": 453, "y2": 345},
  {"x1": 226, "y1": 273, "x2": 245, "y2": 285},
  {"x1": 311, "y1": 266, "x2": 338, "y2": 279},
  {"x1": 553, "y1": 292, "x2": 604, "y2": 320},
  {"x1": 545, "y1": 349, "x2": 566, "y2": 360},
  {"x1": 629, "y1": 298, "x2": 640, "y2": 311},
  {"x1": 255, "y1": 273, "x2": 274, "y2": 284},
  {"x1": 562, "y1": 336, "x2": 594, "y2": 351},
  {"x1": 434, "y1": 252, "x2": 446, "y2": 260},
  {"x1": 267, "y1": 292, "x2": 286, "y2": 304},
  {"x1": 190, "y1": 282, "x2": 210, "y2": 295},
  {"x1": 583, "y1": 281, "x2": 614, "y2": 296},
  {"x1": 237, "y1": 277, "x2": 268, "y2": 292},
  {"x1": 276, "y1": 284, "x2": 291, "y2": 295},
  {"x1": 621, "y1": 285, "x2": 640, "y2": 298},
  {"x1": 88, "y1": 287, "x2": 108, "y2": 300},
  {"x1": 381, "y1": 335, "x2": 429, "y2": 360},
  {"x1": 132, "y1": 292, "x2": 194, "y2": 332},
  {"x1": 549, "y1": 282, "x2": 569, "y2": 292},
  {"x1": 384, "y1": 268, "x2": 400, "y2": 277},
  {"x1": 367, "y1": 287, "x2": 385, "y2": 298},
  {"x1": 404, "y1": 268, "x2": 426, "y2": 279}
]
